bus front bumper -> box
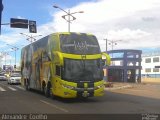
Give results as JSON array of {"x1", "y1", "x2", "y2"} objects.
[{"x1": 60, "y1": 85, "x2": 105, "y2": 98}]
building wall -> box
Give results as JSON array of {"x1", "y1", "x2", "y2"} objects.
[{"x1": 141, "y1": 55, "x2": 160, "y2": 77}]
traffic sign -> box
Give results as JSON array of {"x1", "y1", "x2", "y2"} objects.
[
  {"x1": 29, "y1": 20, "x2": 37, "y2": 33},
  {"x1": 10, "y1": 18, "x2": 28, "y2": 28}
]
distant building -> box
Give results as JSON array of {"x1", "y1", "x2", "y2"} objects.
[
  {"x1": 141, "y1": 52, "x2": 160, "y2": 78},
  {"x1": 105, "y1": 49, "x2": 142, "y2": 83},
  {"x1": 103, "y1": 50, "x2": 160, "y2": 82},
  {"x1": 3, "y1": 65, "x2": 13, "y2": 71}
]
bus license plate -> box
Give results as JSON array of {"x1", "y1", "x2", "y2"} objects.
[{"x1": 82, "y1": 92, "x2": 90, "y2": 97}]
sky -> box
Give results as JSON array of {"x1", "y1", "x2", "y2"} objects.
[{"x1": 0, "y1": 0, "x2": 160, "y2": 67}]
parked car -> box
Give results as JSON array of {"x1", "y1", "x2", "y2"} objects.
[
  {"x1": 0, "y1": 73, "x2": 7, "y2": 81},
  {"x1": 8, "y1": 73, "x2": 21, "y2": 84}
]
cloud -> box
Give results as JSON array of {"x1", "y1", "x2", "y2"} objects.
[
  {"x1": 17, "y1": 16, "x2": 26, "y2": 19},
  {"x1": 50, "y1": 0, "x2": 160, "y2": 51},
  {"x1": 1, "y1": 0, "x2": 160, "y2": 56},
  {"x1": 107, "y1": 29, "x2": 152, "y2": 49},
  {"x1": 142, "y1": 17, "x2": 156, "y2": 22},
  {"x1": 37, "y1": 22, "x2": 56, "y2": 35},
  {"x1": 107, "y1": 28, "x2": 151, "y2": 39}
]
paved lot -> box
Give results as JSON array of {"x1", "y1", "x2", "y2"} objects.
[
  {"x1": 142, "y1": 77, "x2": 160, "y2": 84},
  {"x1": 0, "y1": 81, "x2": 160, "y2": 116}
]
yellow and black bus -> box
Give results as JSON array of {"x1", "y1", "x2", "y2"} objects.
[{"x1": 21, "y1": 32, "x2": 110, "y2": 98}]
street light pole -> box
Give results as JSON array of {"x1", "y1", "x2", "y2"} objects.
[
  {"x1": 0, "y1": 51, "x2": 9, "y2": 67},
  {"x1": 4, "y1": 52, "x2": 9, "y2": 66},
  {"x1": 14, "y1": 48, "x2": 17, "y2": 68},
  {"x1": 6, "y1": 44, "x2": 19, "y2": 69},
  {"x1": 104, "y1": 38, "x2": 107, "y2": 52},
  {"x1": 68, "y1": 9, "x2": 70, "y2": 32},
  {"x1": 20, "y1": 33, "x2": 42, "y2": 43},
  {"x1": 53, "y1": 4, "x2": 84, "y2": 32},
  {"x1": 0, "y1": 53, "x2": 2, "y2": 67},
  {"x1": 108, "y1": 40, "x2": 122, "y2": 51},
  {"x1": 103, "y1": 39, "x2": 122, "y2": 58}
]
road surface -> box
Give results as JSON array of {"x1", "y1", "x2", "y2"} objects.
[{"x1": 0, "y1": 81, "x2": 160, "y2": 119}]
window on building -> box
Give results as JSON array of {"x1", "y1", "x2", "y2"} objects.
[
  {"x1": 153, "y1": 68, "x2": 159, "y2": 72},
  {"x1": 153, "y1": 57, "x2": 159, "y2": 63},
  {"x1": 145, "y1": 58, "x2": 151, "y2": 63},
  {"x1": 145, "y1": 68, "x2": 151, "y2": 72}
]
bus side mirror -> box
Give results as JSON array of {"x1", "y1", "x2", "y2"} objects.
[
  {"x1": 101, "y1": 52, "x2": 111, "y2": 66},
  {"x1": 54, "y1": 51, "x2": 64, "y2": 65}
]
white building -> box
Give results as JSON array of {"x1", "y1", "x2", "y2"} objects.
[{"x1": 141, "y1": 53, "x2": 160, "y2": 78}]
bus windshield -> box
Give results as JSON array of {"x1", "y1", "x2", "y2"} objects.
[
  {"x1": 62, "y1": 58, "x2": 103, "y2": 82},
  {"x1": 60, "y1": 33, "x2": 101, "y2": 54}
]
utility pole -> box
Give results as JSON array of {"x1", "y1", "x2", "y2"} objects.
[
  {"x1": 0, "y1": 51, "x2": 9, "y2": 71},
  {"x1": 53, "y1": 4, "x2": 84, "y2": 32},
  {"x1": 20, "y1": 33, "x2": 42, "y2": 43},
  {"x1": 104, "y1": 38, "x2": 108, "y2": 52},
  {"x1": 6, "y1": 44, "x2": 19, "y2": 70}
]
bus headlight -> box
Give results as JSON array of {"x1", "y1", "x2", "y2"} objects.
[
  {"x1": 62, "y1": 84, "x2": 76, "y2": 90},
  {"x1": 95, "y1": 84, "x2": 104, "y2": 90}
]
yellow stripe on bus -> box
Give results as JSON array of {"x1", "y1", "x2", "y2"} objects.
[{"x1": 62, "y1": 53, "x2": 102, "y2": 59}]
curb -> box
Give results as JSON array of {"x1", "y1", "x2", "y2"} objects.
[{"x1": 105, "y1": 85, "x2": 133, "y2": 91}]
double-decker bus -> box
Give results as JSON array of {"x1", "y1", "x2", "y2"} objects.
[{"x1": 21, "y1": 32, "x2": 110, "y2": 98}]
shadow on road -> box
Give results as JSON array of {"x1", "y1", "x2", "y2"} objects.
[
  {"x1": 53, "y1": 96, "x2": 99, "y2": 103},
  {"x1": 21, "y1": 86, "x2": 160, "y2": 114}
]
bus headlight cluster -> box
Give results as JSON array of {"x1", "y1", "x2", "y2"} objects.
[
  {"x1": 62, "y1": 84, "x2": 76, "y2": 90},
  {"x1": 95, "y1": 84, "x2": 104, "y2": 90}
]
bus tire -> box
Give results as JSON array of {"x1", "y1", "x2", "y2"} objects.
[
  {"x1": 44, "y1": 82, "x2": 51, "y2": 98},
  {"x1": 25, "y1": 79, "x2": 30, "y2": 91},
  {"x1": 50, "y1": 88, "x2": 55, "y2": 99},
  {"x1": 48, "y1": 82, "x2": 55, "y2": 99}
]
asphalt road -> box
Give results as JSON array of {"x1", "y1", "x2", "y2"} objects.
[{"x1": 0, "y1": 81, "x2": 160, "y2": 115}]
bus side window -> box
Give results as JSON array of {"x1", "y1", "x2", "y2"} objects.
[{"x1": 56, "y1": 65, "x2": 61, "y2": 76}]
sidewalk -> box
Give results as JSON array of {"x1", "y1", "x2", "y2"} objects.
[
  {"x1": 142, "y1": 78, "x2": 160, "y2": 84},
  {"x1": 105, "y1": 82, "x2": 134, "y2": 91}
]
